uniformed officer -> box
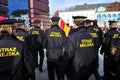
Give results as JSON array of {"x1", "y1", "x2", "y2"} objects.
[
  {"x1": 0, "y1": 19, "x2": 17, "y2": 36},
  {"x1": 0, "y1": 19, "x2": 35, "y2": 80},
  {"x1": 65, "y1": 16, "x2": 96, "y2": 80},
  {"x1": 63, "y1": 16, "x2": 87, "y2": 80},
  {"x1": 29, "y1": 19, "x2": 44, "y2": 72},
  {"x1": 44, "y1": 16, "x2": 66, "y2": 80},
  {"x1": 101, "y1": 20, "x2": 120, "y2": 80},
  {"x1": 85, "y1": 19, "x2": 102, "y2": 80},
  {"x1": 16, "y1": 20, "x2": 30, "y2": 42},
  {"x1": 68, "y1": 17, "x2": 80, "y2": 36},
  {"x1": 92, "y1": 19, "x2": 103, "y2": 47}
]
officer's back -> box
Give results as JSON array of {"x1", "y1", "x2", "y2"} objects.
[
  {"x1": 44, "y1": 17, "x2": 66, "y2": 80},
  {"x1": 92, "y1": 19, "x2": 103, "y2": 48},
  {"x1": 0, "y1": 19, "x2": 35, "y2": 80},
  {"x1": 30, "y1": 20, "x2": 44, "y2": 50},
  {"x1": 44, "y1": 17, "x2": 66, "y2": 60},
  {"x1": 16, "y1": 20, "x2": 30, "y2": 43},
  {"x1": 66, "y1": 16, "x2": 96, "y2": 80}
]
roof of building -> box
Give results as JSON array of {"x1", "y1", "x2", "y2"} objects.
[{"x1": 63, "y1": 3, "x2": 111, "y2": 11}]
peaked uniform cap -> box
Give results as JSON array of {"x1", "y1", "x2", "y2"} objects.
[
  {"x1": 108, "y1": 20, "x2": 118, "y2": 25},
  {"x1": 0, "y1": 19, "x2": 17, "y2": 28},
  {"x1": 17, "y1": 19, "x2": 25, "y2": 23},
  {"x1": 72, "y1": 16, "x2": 87, "y2": 21},
  {"x1": 85, "y1": 19, "x2": 93, "y2": 23},
  {"x1": 51, "y1": 17, "x2": 60, "y2": 21},
  {"x1": 17, "y1": 19, "x2": 25, "y2": 25}
]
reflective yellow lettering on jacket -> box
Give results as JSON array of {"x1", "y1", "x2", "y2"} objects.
[
  {"x1": 49, "y1": 32, "x2": 61, "y2": 37},
  {"x1": 32, "y1": 31, "x2": 40, "y2": 35},
  {"x1": 16, "y1": 36, "x2": 24, "y2": 41},
  {"x1": 0, "y1": 47, "x2": 20, "y2": 57},
  {"x1": 93, "y1": 28, "x2": 99, "y2": 32},
  {"x1": 90, "y1": 33, "x2": 98, "y2": 38},
  {"x1": 80, "y1": 39, "x2": 94, "y2": 48},
  {"x1": 113, "y1": 34, "x2": 119, "y2": 38}
]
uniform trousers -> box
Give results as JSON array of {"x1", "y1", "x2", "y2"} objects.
[
  {"x1": 32, "y1": 48, "x2": 44, "y2": 68},
  {"x1": 47, "y1": 59, "x2": 64, "y2": 80}
]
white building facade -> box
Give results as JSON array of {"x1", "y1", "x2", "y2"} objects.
[
  {"x1": 59, "y1": 9, "x2": 96, "y2": 26},
  {"x1": 59, "y1": 3, "x2": 120, "y2": 27}
]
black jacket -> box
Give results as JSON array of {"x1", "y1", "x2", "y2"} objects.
[
  {"x1": 66, "y1": 26, "x2": 96, "y2": 72},
  {"x1": 16, "y1": 28, "x2": 31, "y2": 43},
  {"x1": 87, "y1": 25, "x2": 103, "y2": 49},
  {"x1": 29, "y1": 26, "x2": 44, "y2": 50},
  {"x1": 69, "y1": 28, "x2": 80, "y2": 36},
  {"x1": 44, "y1": 25, "x2": 66, "y2": 61},
  {"x1": 16, "y1": 28, "x2": 32, "y2": 50},
  {"x1": 101, "y1": 28, "x2": 120, "y2": 75},
  {"x1": 101, "y1": 28, "x2": 120, "y2": 56},
  {"x1": 0, "y1": 33, "x2": 35, "y2": 80}
]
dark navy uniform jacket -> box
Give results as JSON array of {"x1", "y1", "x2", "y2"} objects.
[
  {"x1": 101, "y1": 28, "x2": 120, "y2": 62},
  {"x1": 87, "y1": 25, "x2": 103, "y2": 54},
  {"x1": 29, "y1": 26, "x2": 44, "y2": 50},
  {"x1": 44, "y1": 25, "x2": 66, "y2": 61},
  {"x1": 101, "y1": 28, "x2": 120, "y2": 77},
  {"x1": 65, "y1": 26, "x2": 96, "y2": 72},
  {"x1": 101, "y1": 28, "x2": 120, "y2": 56},
  {"x1": 69, "y1": 28, "x2": 80, "y2": 36},
  {"x1": 0, "y1": 33, "x2": 34, "y2": 80},
  {"x1": 16, "y1": 28, "x2": 30, "y2": 43},
  {"x1": 93, "y1": 24, "x2": 103, "y2": 48}
]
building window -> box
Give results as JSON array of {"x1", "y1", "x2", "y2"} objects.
[
  {"x1": 112, "y1": 14, "x2": 116, "y2": 20},
  {"x1": 117, "y1": 13, "x2": 120, "y2": 20},
  {"x1": 106, "y1": 14, "x2": 111, "y2": 21},
  {"x1": 97, "y1": 14, "x2": 101, "y2": 22},
  {"x1": 101, "y1": 14, "x2": 106, "y2": 21}
]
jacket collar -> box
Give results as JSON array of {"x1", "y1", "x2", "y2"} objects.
[{"x1": 51, "y1": 25, "x2": 60, "y2": 28}]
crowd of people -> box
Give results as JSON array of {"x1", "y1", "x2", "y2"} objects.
[{"x1": 0, "y1": 15, "x2": 120, "y2": 80}]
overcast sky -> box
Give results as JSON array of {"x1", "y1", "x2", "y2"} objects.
[{"x1": 49, "y1": 0, "x2": 120, "y2": 17}]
